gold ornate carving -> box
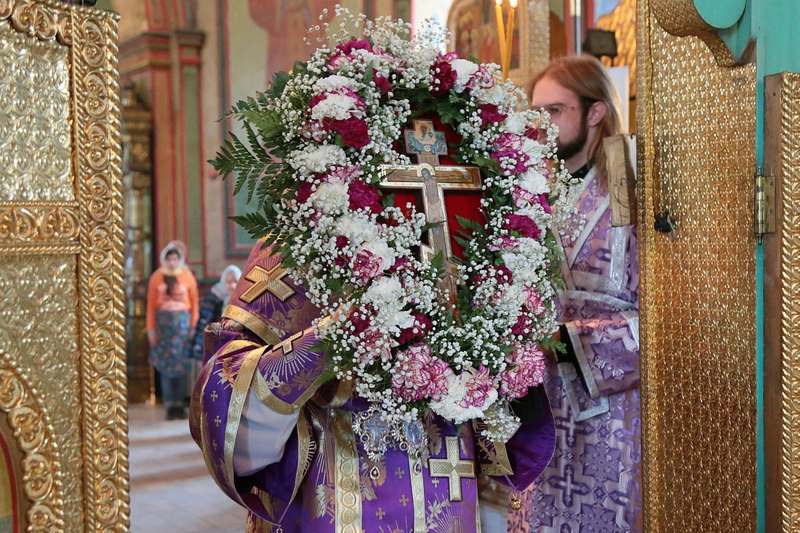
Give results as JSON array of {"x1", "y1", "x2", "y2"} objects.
[
  {"x1": 0, "y1": 203, "x2": 80, "y2": 245},
  {"x1": 0, "y1": 22, "x2": 72, "y2": 202},
  {"x1": 0, "y1": 0, "x2": 70, "y2": 44},
  {"x1": 70, "y1": 4, "x2": 128, "y2": 532},
  {"x1": 0, "y1": 255, "x2": 81, "y2": 532},
  {"x1": 768, "y1": 72, "x2": 800, "y2": 533},
  {"x1": 0, "y1": 354, "x2": 65, "y2": 532},
  {"x1": 638, "y1": 0, "x2": 756, "y2": 531}
]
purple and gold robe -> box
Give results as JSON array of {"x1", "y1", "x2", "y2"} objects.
[
  {"x1": 190, "y1": 241, "x2": 557, "y2": 533},
  {"x1": 512, "y1": 166, "x2": 642, "y2": 532}
]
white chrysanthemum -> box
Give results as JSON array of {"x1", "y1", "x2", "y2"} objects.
[
  {"x1": 309, "y1": 180, "x2": 349, "y2": 213},
  {"x1": 451, "y1": 58, "x2": 479, "y2": 92},
  {"x1": 503, "y1": 112, "x2": 527, "y2": 135},
  {"x1": 313, "y1": 75, "x2": 360, "y2": 94},
  {"x1": 336, "y1": 213, "x2": 378, "y2": 244},
  {"x1": 290, "y1": 144, "x2": 347, "y2": 174},
  {"x1": 473, "y1": 84, "x2": 507, "y2": 106},
  {"x1": 363, "y1": 238, "x2": 396, "y2": 271},
  {"x1": 520, "y1": 137, "x2": 548, "y2": 162},
  {"x1": 430, "y1": 372, "x2": 498, "y2": 423},
  {"x1": 363, "y1": 276, "x2": 415, "y2": 330},
  {"x1": 518, "y1": 168, "x2": 549, "y2": 195},
  {"x1": 311, "y1": 93, "x2": 360, "y2": 121}
]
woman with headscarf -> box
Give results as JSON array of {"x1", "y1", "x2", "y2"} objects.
[
  {"x1": 187, "y1": 265, "x2": 241, "y2": 364},
  {"x1": 146, "y1": 241, "x2": 199, "y2": 420}
]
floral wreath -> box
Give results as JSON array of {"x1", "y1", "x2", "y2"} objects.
[{"x1": 214, "y1": 8, "x2": 566, "y2": 461}]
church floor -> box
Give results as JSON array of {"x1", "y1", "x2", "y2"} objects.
[{"x1": 129, "y1": 403, "x2": 247, "y2": 532}]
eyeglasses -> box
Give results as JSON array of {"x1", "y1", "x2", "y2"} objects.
[{"x1": 535, "y1": 103, "x2": 581, "y2": 118}]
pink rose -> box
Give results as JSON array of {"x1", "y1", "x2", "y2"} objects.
[
  {"x1": 459, "y1": 366, "x2": 494, "y2": 408},
  {"x1": 479, "y1": 104, "x2": 507, "y2": 127},
  {"x1": 504, "y1": 214, "x2": 541, "y2": 240},
  {"x1": 348, "y1": 179, "x2": 383, "y2": 214},
  {"x1": 328, "y1": 117, "x2": 370, "y2": 148},
  {"x1": 431, "y1": 57, "x2": 457, "y2": 96}
]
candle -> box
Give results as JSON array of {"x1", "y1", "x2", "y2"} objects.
[
  {"x1": 495, "y1": 0, "x2": 507, "y2": 77},
  {"x1": 505, "y1": 0, "x2": 516, "y2": 76}
]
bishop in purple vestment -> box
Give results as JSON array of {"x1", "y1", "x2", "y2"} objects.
[{"x1": 190, "y1": 240, "x2": 557, "y2": 532}]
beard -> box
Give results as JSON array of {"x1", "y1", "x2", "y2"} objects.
[{"x1": 556, "y1": 112, "x2": 588, "y2": 161}]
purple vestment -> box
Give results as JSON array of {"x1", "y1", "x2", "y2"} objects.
[
  {"x1": 190, "y1": 240, "x2": 557, "y2": 532},
  {"x1": 510, "y1": 167, "x2": 642, "y2": 533}
]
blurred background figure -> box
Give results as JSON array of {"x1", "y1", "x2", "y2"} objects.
[
  {"x1": 146, "y1": 241, "x2": 199, "y2": 420},
  {"x1": 187, "y1": 265, "x2": 241, "y2": 384}
]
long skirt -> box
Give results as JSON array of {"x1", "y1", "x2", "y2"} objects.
[{"x1": 150, "y1": 309, "x2": 191, "y2": 378}]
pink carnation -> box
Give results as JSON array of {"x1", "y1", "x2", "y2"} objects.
[
  {"x1": 374, "y1": 74, "x2": 393, "y2": 94},
  {"x1": 348, "y1": 179, "x2": 383, "y2": 214},
  {"x1": 479, "y1": 104, "x2": 507, "y2": 127},
  {"x1": 391, "y1": 344, "x2": 452, "y2": 402},
  {"x1": 353, "y1": 249, "x2": 383, "y2": 284},
  {"x1": 511, "y1": 312, "x2": 532, "y2": 336},
  {"x1": 397, "y1": 312, "x2": 432, "y2": 345},
  {"x1": 488, "y1": 235, "x2": 519, "y2": 252},
  {"x1": 431, "y1": 56, "x2": 457, "y2": 96},
  {"x1": 467, "y1": 65, "x2": 495, "y2": 90},
  {"x1": 500, "y1": 343, "x2": 546, "y2": 398},
  {"x1": 491, "y1": 133, "x2": 530, "y2": 174},
  {"x1": 327, "y1": 117, "x2": 370, "y2": 148},
  {"x1": 504, "y1": 214, "x2": 541, "y2": 240},
  {"x1": 459, "y1": 366, "x2": 495, "y2": 408},
  {"x1": 524, "y1": 287, "x2": 546, "y2": 315}
]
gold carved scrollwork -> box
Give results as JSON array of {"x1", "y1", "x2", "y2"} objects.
[
  {"x1": 71, "y1": 3, "x2": 129, "y2": 531},
  {"x1": 0, "y1": 0, "x2": 69, "y2": 44},
  {"x1": 0, "y1": 204, "x2": 80, "y2": 245},
  {"x1": 0, "y1": 354, "x2": 65, "y2": 532}
]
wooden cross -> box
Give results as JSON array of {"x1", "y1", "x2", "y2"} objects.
[
  {"x1": 428, "y1": 436, "x2": 475, "y2": 502},
  {"x1": 380, "y1": 163, "x2": 481, "y2": 261},
  {"x1": 239, "y1": 263, "x2": 295, "y2": 303}
]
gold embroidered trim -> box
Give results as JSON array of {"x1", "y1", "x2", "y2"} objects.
[
  {"x1": 479, "y1": 439, "x2": 514, "y2": 477},
  {"x1": 407, "y1": 454, "x2": 427, "y2": 532},
  {"x1": 222, "y1": 304, "x2": 282, "y2": 345},
  {"x1": 252, "y1": 361, "x2": 330, "y2": 415},
  {"x1": 223, "y1": 345, "x2": 268, "y2": 487},
  {"x1": 333, "y1": 410, "x2": 362, "y2": 532}
]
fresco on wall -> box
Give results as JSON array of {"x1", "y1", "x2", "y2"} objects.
[{"x1": 451, "y1": 0, "x2": 520, "y2": 70}]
